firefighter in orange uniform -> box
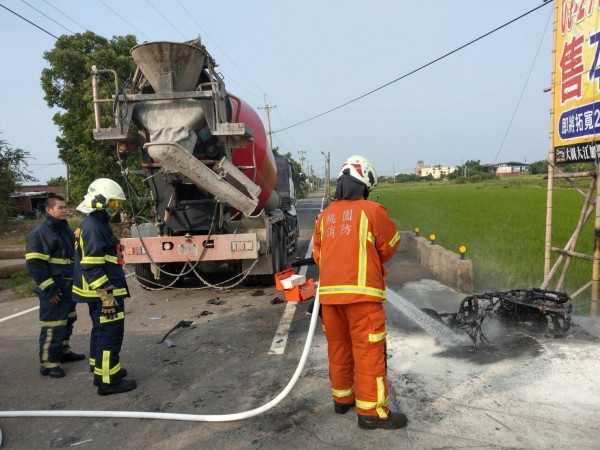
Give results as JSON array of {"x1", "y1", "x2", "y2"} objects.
[{"x1": 312, "y1": 155, "x2": 407, "y2": 430}]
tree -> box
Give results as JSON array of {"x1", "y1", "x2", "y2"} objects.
[
  {"x1": 0, "y1": 139, "x2": 37, "y2": 223},
  {"x1": 47, "y1": 176, "x2": 67, "y2": 188},
  {"x1": 41, "y1": 32, "x2": 138, "y2": 204},
  {"x1": 528, "y1": 160, "x2": 548, "y2": 174}
]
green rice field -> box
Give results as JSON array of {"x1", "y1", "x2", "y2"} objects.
[{"x1": 376, "y1": 176, "x2": 597, "y2": 314}]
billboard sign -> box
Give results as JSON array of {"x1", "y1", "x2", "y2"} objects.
[{"x1": 553, "y1": 0, "x2": 600, "y2": 163}]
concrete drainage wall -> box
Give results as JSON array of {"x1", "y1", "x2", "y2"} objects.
[{"x1": 400, "y1": 231, "x2": 473, "y2": 294}]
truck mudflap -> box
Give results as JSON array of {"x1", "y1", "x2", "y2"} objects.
[{"x1": 121, "y1": 233, "x2": 259, "y2": 264}]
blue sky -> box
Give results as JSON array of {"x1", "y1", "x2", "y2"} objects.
[{"x1": 0, "y1": 0, "x2": 555, "y2": 184}]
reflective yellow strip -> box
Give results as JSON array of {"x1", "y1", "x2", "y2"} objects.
[
  {"x1": 104, "y1": 255, "x2": 118, "y2": 264},
  {"x1": 41, "y1": 328, "x2": 53, "y2": 362},
  {"x1": 89, "y1": 275, "x2": 109, "y2": 290},
  {"x1": 48, "y1": 257, "x2": 71, "y2": 264},
  {"x1": 389, "y1": 231, "x2": 400, "y2": 247},
  {"x1": 99, "y1": 311, "x2": 125, "y2": 323},
  {"x1": 322, "y1": 324, "x2": 326, "y2": 333},
  {"x1": 319, "y1": 285, "x2": 385, "y2": 298},
  {"x1": 81, "y1": 256, "x2": 105, "y2": 264},
  {"x1": 95, "y1": 362, "x2": 122, "y2": 376},
  {"x1": 375, "y1": 377, "x2": 388, "y2": 419},
  {"x1": 90, "y1": 357, "x2": 95, "y2": 367},
  {"x1": 367, "y1": 231, "x2": 374, "y2": 244},
  {"x1": 26, "y1": 252, "x2": 50, "y2": 260},
  {"x1": 102, "y1": 350, "x2": 111, "y2": 384},
  {"x1": 369, "y1": 331, "x2": 387, "y2": 343},
  {"x1": 39, "y1": 278, "x2": 55, "y2": 290},
  {"x1": 358, "y1": 211, "x2": 368, "y2": 286},
  {"x1": 332, "y1": 385, "x2": 355, "y2": 398},
  {"x1": 73, "y1": 286, "x2": 127, "y2": 298},
  {"x1": 67, "y1": 311, "x2": 77, "y2": 319},
  {"x1": 40, "y1": 319, "x2": 68, "y2": 327}
]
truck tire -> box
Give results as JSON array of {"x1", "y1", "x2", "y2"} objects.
[
  {"x1": 259, "y1": 228, "x2": 283, "y2": 286},
  {"x1": 134, "y1": 263, "x2": 179, "y2": 290}
]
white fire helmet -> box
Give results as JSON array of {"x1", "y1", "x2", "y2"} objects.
[
  {"x1": 338, "y1": 155, "x2": 378, "y2": 191},
  {"x1": 77, "y1": 178, "x2": 126, "y2": 217}
]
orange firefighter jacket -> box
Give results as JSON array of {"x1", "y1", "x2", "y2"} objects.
[{"x1": 313, "y1": 198, "x2": 400, "y2": 305}]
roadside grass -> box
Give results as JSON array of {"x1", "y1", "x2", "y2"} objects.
[
  {"x1": 377, "y1": 176, "x2": 596, "y2": 314},
  {"x1": 0, "y1": 270, "x2": 36, "y2": 298}
]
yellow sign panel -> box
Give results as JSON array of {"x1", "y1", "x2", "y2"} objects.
[{"x1": 553, "y1": 0, "x2": 600, "y2": 163}]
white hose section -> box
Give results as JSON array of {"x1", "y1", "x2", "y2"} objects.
[{"x1": 0, "y1": 293, "x2": 320, "y2": 422}]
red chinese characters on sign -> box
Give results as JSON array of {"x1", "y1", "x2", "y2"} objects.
[
  {"x1": 559, "y1": 35, "x2": 585, "y2": 103},
  {"x1": 561, "y1": 0, "x2": 599, "y2": 35}
]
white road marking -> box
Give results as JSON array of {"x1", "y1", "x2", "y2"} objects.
[
  {"x1": 269, "y1": 240, "x2": 314, "y2": 355},
  {"x1": 0, "y1": 305, "x2": 39, "y2": 323}
]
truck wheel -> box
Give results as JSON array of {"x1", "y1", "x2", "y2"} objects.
[
  {"x1": 134, "y1": 263, "x2": 179, "y2": 290},
  {"x1": 259, "y1": 229, "x2": 282, "y2": 286}
]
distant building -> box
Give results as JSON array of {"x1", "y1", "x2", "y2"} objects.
[
  {"x1": 9, "y1": 185, "x2": 63, "y2": 216},
  {"x1": 486, "y1": 162, "x2": 529, "y2": 176},
  {"x1": 415, "y1": 161, "x2": 457, "y2": 179}
]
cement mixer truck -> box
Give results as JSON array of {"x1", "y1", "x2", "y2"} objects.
[{"x1": 90, "y1": 37, "x2": 298, "y2": 288}]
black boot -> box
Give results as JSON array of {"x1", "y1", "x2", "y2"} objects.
[
  {"x1": 93, "y1": 369, "x2": 128, "y2": 386},
  {"x1": 40, "y1": 366, "x2": 65, "y2": 378},
  {"x1": 334, "y1": 401, "x2": 355, "y2": 414},
  {"x1": 61, "y1": 351, "x2": 85, "y2": 363},
  {"x1": 97, "y1": 378, "x2": 137, "y2": 396},
  {"x1": 357, "y1": 412, "x2": 408, "y2": 430}
]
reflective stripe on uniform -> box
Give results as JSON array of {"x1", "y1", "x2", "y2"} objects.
[
  {"x1": 25, "y1": 252, "x2": 49, "y2": 261},
  {"x1": 90, "y1": 357, "x2": 95, "y2": 367},
  {"x1": 99, "y1": 311, "x2": 125, "y2": 323},
  {"x1": 389, "y1": 231, "x2": 400, "y2": 247},
  {"x1": 332, "y1": 385, "x2": 355, "y2": 398},
  {"x1": 89, "y1": 275, "x2": 109, "y2": 290},
  {"x1": 319, "y1": 285, "x2": 385, "y2": 298},
  {"x1": 73, "y1": 285, "x2": 127, "y2": 298},
  {"x1": 375, "y1": 376, "x2": 388, "y2": 419},
  {"x1": 358, "y1": 211, "x2": 368, "y2": 287},
  {"x1": 104, "y1": 255, "x2": 118, "y2": 264},
  {"x1": 81, "y1": 256, "x2": 105, "y2": 265},
  {"x1": 368, "y1": 331, "x2": 387, "y2": 343},
  {"x1": 48, "y1": 257, "x2": 71, "y2": 264},
  {"x1": 41, "y1": 328, "x2": 53, "y2": 363},
  {"x1": 40, "y1": 319, "x2": 68, "y2": 327},
  {"x1": 39, "y1": 278, "x2": 55, "y2": 290},
  {"x1": 102, "y1": 350, "x2": 111, "y2": 383}
]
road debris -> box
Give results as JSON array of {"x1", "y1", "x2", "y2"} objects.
[
  {"x1": 208, "y1": 298, "x2": 224, "y2": 305},
  {"x1": 157, "y1": 320, "x2": 195, "y2": 344},
  {"x1": 444, "y1": 288, "x2": 572, "y2": 349}
]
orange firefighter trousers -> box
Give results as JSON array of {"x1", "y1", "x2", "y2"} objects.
[{"x1": 321, "y1": 301, "x2": 390, "y2": 419}]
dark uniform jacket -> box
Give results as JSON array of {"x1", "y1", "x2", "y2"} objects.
[
  {"x1": 25, "y1": 214, "x2": 75, "y2": 298},
  {"x1": 73, "y1": 210, "x2": 128, "y2": 302}
]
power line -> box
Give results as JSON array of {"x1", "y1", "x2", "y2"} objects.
[
  {"x1": 0, "y1": 3, "x2": 60, "y2": 41},
  {"x1": 98, "y1": 0, "x2": 150, "y2": 41},
  {"x1": 144, "y1": 0, "x2": 187, "y2": 40},
  {"x1": 42, "y1": 0, "x2": 88, "y2": 32},
  {"x1": 20, "y1": 0, "x2": 74, "y2": 34},
  {"x1": 175, "y1": 0, "x2": 266, "y2": 98},
  {"x1": 492, "y1": 2, "x2": 554, "y2": 164},
  {"x1": 272, "y1": 1, "x2": 553, "y2": 134}
]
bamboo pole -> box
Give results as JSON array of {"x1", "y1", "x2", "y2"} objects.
[
  {"x1": 556, "y1": 182, "x2": 596, "y2": 291},
  {"x1": 591, "y1": 166, "x2": 599, "y2": 315},
  {"x1": 545, "y1": 6, "x2": 558, "y2": 277}
]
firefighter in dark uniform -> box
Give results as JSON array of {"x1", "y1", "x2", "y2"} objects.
[
  {"x1": 25, "y1": 193, "x2": 85, "y2": 378},
  {"x1": 73, "y1": 178, "x2": 137, "y2": 395}
]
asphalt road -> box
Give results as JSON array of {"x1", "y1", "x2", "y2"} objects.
[{"x1": 1, "y1": 189, "x2": 600, "y2": 450}]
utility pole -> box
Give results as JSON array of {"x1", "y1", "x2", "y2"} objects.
[
  {"x1": 298, "y1": 149, "x2": 306, "y2": 174},
  {"x1": 258, "y1": 101, "x2": 276, "y2": 151},
  {"x1": 321, "y1": 150, "x2": 330, "y2": 197},
  {"x1": 393, "y1": 164, "x2": 396, "y2": 183},
  {"x1": 66, "y1": 164, "x2": 70, "y2": 203}
]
